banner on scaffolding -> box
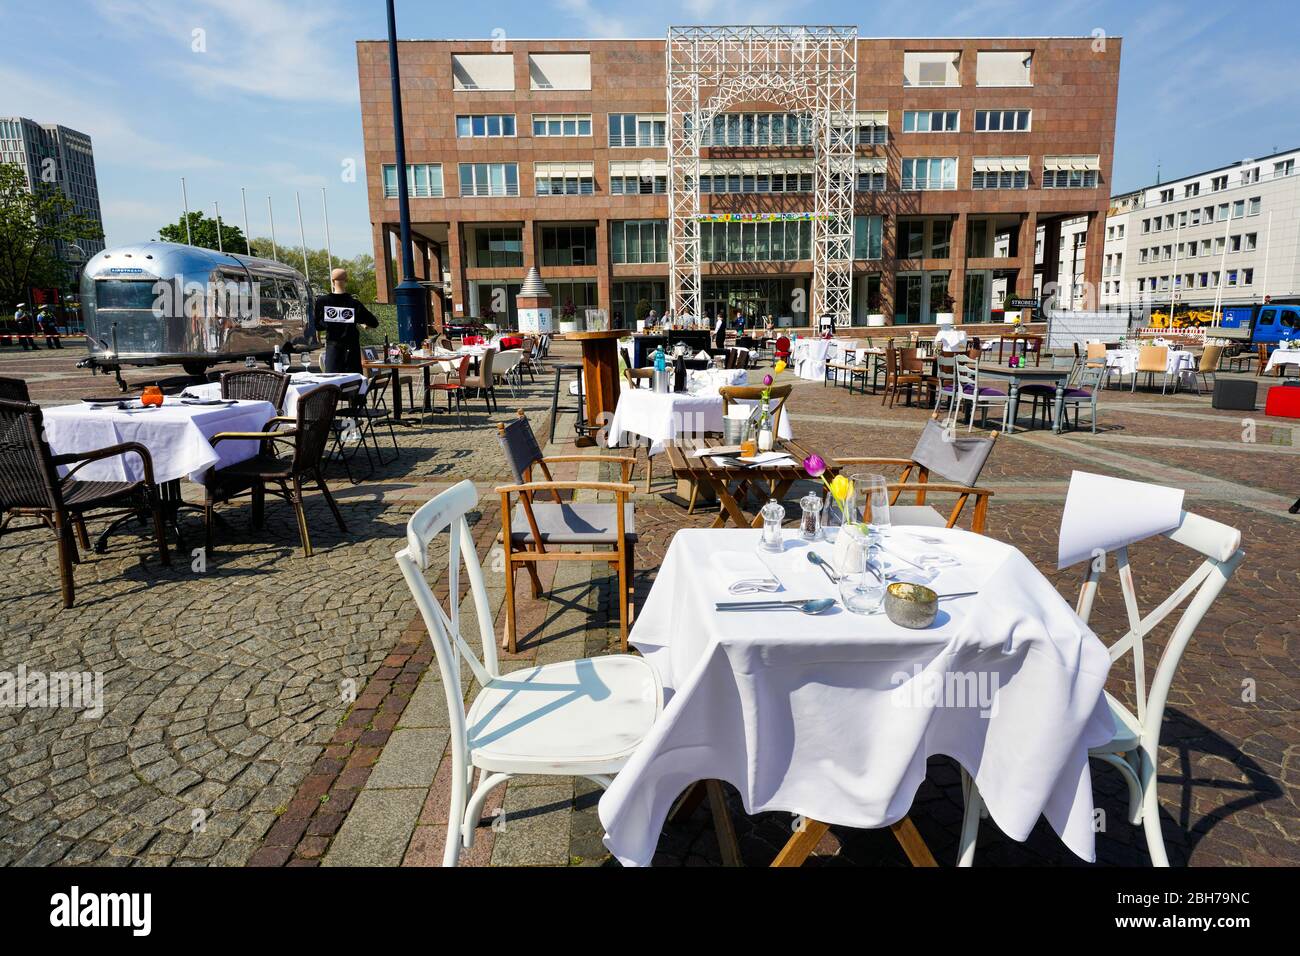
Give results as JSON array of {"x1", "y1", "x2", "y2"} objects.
[{"x1": 693, "y1": 212, "x2": 828, "y2": 222}]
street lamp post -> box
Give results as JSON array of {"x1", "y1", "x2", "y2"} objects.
[{"x1": 385, "y1": 0, "x2": 427, "y2": 343}]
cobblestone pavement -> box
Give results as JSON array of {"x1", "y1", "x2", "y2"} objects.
[{"x1": 1, "y1": 341, "x2": 1297, "y2": 867}]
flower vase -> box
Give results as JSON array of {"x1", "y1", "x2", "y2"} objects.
[{"x1": 820, "y1": 489, "x2": 856, "y2": 543}]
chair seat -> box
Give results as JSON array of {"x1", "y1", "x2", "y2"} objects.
[
  {"x1": 510, "y1": 502, "x2": 637, "y2": 545},
  {"x1": 467, "y1": 655, "x2": 660, "y2": 774},
  {"x1": 1017, "y1": 383, "x2": 1057, "y2": 395},
  {"x1": 888, "y1": 504, "x2": 949, "y2": 528},
  {"x1": 62, "y1": 479, "x2": 144, "y2": 510},
  {"x1": 944, "y1": 384, "x2": 1006, "y2": 397},
  {"x1": 212, "y1": 453, "x2": 293, "y2": 483},
  {"x1": 1089, "y1": 691, "x2": 1141, "y2": 755},
  {"x1": 1062, "y1": 387, "x2": 1094, "y2": 399}
]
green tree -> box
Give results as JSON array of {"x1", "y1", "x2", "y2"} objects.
[
  {"x1": 248, "y1": 238, "x2": 376, "y2": 300},
  {"x1": 0, "y1": 162, "x2": 103, "y2": 310},
  {"x1": 158, "y1": 211, "x2": 252, "y2": 254}
]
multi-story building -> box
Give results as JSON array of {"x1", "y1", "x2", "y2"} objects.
[
  {"x1": 357, "y1": 35, "x2": 1120, "y2": 329},
  {"x1": 1101, "y1": 147, "x2": 1300, "y2": 317},
  {"x1": 0, "y1": 117, "x2": 105, "y2": 276}
]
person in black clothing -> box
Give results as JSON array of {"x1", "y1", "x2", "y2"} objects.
[
  {"x1": 38, "y1": 307, "x2": 62, "y2": 348},
  {"x1": 312, "y1": 268, "x2": 378, "y2": 373},
  {"x1": 712, "y1": 310, "x2": 726, "y2": 350},
  {"x1": 14, "y1": 305, "x2": 37, "y2": 350}
]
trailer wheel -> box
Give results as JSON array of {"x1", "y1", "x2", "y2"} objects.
[{"x1": 181, "y1": 360, "x2": 211, "y2": 377}]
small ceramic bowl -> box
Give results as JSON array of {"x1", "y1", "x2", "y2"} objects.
[{"x1": 884, "y1": 581, "x2": 938, "y2": 629}]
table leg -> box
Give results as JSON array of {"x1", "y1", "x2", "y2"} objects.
[
  {"x1": 746, "y1": 478, "x2": 795, "y2": 527},
  {"x1": 706, "y1": 780, "x2": 743, "y2": 867},
  {"x1": 422, "y1": 366, "x2": 433, "y2": 413},
  {"x1": 1051, "y1": 381, "x2": 1066, "y2": 434},
  {"x1": 710, "y1": 477, "x2": 750, "y2": 529},
  {"x1": 770, "y1": 815, "x2": 939, "y2": 867},
  {"x1": 1005, "y1": 379, "x2": 1020, "y2": 434}
]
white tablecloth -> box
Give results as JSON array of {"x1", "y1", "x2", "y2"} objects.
[
  {"x1": 598, "y1": 527, "x2": 1113, "y2": 866},
  {"x1": 685, "y1": 367, "x2": 747, "y2": 395},
  {"x1": 935, "y1": 327, "x2": 968, "y2": 351},
  {"x1": 187, "y1": 372, "x2": 365, "y2": 418},
  {"x1": 606, "y1": 388, "x2": 794, "y2": 456},
  {"x1": 1106, "y1": 348, "x2": 1197, "y2": 378},
  {"x1": 791, "y1": 339, "x2": 832, "y2": 380},
  {"x1": 1264, "y1": 348, "x2": 1300, "y2": 373},
  {"x1": 42, "y1": 398, "x2": 276, "y2": 486}
]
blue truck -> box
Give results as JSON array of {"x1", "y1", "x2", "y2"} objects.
[{"x1": 1213, "y1": 303, "x2": 1299, "y2": 347}]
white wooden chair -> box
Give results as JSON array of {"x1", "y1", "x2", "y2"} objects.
[
  {"x1": 957, "y1": 508, "x2": 1245, "y2": 866},
  {"x1": 395, "y1": 479, "x2": 662, "y2": 866},
  {"x1": 950, "y1": 356, "x2": 1009, "y2": 432}
]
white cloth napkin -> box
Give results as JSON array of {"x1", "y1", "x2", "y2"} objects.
[
  {"x1": 709, "y1": 551, "x2": 782, "y2": 592},
  {"x1": 1057, "y1": 471, "x2": 1185, "y2": 569}
]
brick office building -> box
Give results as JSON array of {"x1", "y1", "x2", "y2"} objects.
[{"x1": 357, "y1": 34, "x2": 1120, "y2": 330}]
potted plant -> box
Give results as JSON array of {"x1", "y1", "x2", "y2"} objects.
[
  {"x1": 866, "y1": 288, "x2": 885, "y2": 327},
  {"x1": 934, "y1": 291, "x2": 956, "y2": 326},
  {"x1": 478, "y1": 303, "x2": 499, "y2": 334},
  {"x1": 558, "y1": 300, "x2": 579, "y2": 334}
]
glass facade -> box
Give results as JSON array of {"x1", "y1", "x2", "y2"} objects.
[
  {"x1": 700, "y1": 219, "x2": 812, "y2": 262},
  {"x1": 540, "y1": 226, "x2": 597, "y2": 266},
  {"x1": 611, "y1": 220, "x2": 668, "y2": 264}
]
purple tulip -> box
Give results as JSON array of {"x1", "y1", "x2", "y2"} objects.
[
  {"x1": 763, "y1": 374, "x2": 773, "y2": 387},
  {"x1": 803, "y1": 453, "x2": 826, "y2": 478}
]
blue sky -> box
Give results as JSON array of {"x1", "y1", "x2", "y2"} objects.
[{"x1": 5, "y1": 0, "x2": 1298, "y2": 257}]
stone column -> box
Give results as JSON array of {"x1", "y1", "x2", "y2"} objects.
[
  {"x1": 1081, "y1": 211, "x2": 1106, "y2": 310},
  {"x1": 946, "y1": 213, "x2": 968, "y2": 322},
  {"x1": 1016, "y1": 211, "x2": 1038, "y2": 297},
  {"x1": 445, "y1": 220, "x2": 468, "y2": 323}
]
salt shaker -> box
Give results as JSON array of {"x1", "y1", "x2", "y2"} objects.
[
  {"x1": 759, "y1": 501, "x2": 786, "y2": 553},
  {"x1": 799, "y1": 493, "x2": 822, "y2": 540}
]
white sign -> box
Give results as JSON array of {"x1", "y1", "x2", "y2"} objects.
[{"x1": 518, "y1": 307, "x2": 553, "y2": 334}]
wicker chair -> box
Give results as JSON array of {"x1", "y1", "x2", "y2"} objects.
[
  {"x1": 220, "y1": 369, "x2": 291, "y2": 410},
  {"x1": 0, "y1": 399, "x2": 170, "y2": 606},
  {"x1": 204, "y1": 385, "x2": 347, "y2": 557},
  {"x1": 0, "y1": 377, "x2": 30, "y2": 402}
]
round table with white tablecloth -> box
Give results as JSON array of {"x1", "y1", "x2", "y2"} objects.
[
  {"x1": 1105, "y1": 348, "x2": 1197, "y2": 382},
  {"x1": 1264, "y1": 347, "x2": 1300, "y2": 374},
  {"x1": 185, "y1": 371, "x2": 366, "y2": 419},
  {"x1": 597, "y1": 526, "x2": 1114, "y2": 867}
]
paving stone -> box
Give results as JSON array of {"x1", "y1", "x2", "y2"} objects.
[
  {"x1": 321, "y1": 789, "x2": 425, "y2": 866},
  {"x1": 364, "y1": 729, "x2": 447, "y2": 791}
]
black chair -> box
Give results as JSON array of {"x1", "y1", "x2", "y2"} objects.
[
  {"x1": 220, "y1": 369, "x2": 291, "y2": 411},
  {"x1": 547, "y1": 363, "x2": 587, "y2": 444},
  {"x1": 0, "y1": 398, "x2": 169, "y2": 606},
  {"x1": 0, "y1": 377, "x2": 30, "y2": 402},
  {"x1": 205, "y1": 384, "x2": 347, "y2": 557}
]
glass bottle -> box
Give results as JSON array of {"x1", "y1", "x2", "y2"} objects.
[{"x1": 756, "y1": 397, "x2": 774, "y2": 452}]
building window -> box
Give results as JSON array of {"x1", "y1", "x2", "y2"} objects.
[
  {"x1": 1042, "y1": 168, "x2": 1098, "y2": 189},
  {"x1": 1211, "y1": 175, "x2": 1228, "y2": 191},
  {"x1": 452, "y1": 53, "x2": 514, "y2": 91},
  {"x1": 971, "y1": 169, "x2": 1028, "y2": 189},
  {"x1": 455, "y1": 114, "x2": 516, "y2": 137},
  {"x1": 457, "y1": 162, "x2": 518, "y2": 197},
  {"x1": 611, "y1": 281, "x2": 666, "y2": 323},
  {"x1": 528, "y1": 53, "x2": 591, "y2": 91},
  {"x1": 535, "y1": 163, "x2": 594, "y2": 196},
  {"x1": 471, "y1": 227, "x2": 523, "y2": 268},
  {"x1": 856, "y1": 171, "x2": 886, "y2": 191},
  {"x1": 611, "y1": 220, "x2": 668, "y2": 264},
  {"x1": 901, "y1": 157, "x2": 957, "y2": 191},
  {"x1": 609, "y1": 175, "x2": 666, "y2": 195},
  {"x1": 903, "y1": 51, "x2": 960, "y2": 87},
  {"x1": 699, "y1": 171, "x2": 812, "y2": 194},
  {"x1": 897, "y1": 220, "x2": 925, "y2": 258},
  {"x1": 701, "y1": 112, "x2": 813, "y2": 147},
  {"x1": 902, "y1": 110, "x2": 959, "y2": 133},
  {"x1": 532, "y1": 114, "x2": 592, "y2": 137},
  {"x1": 547, "y1": 280, "x2": 599, "y2": 312},
  {"x1": 856, "y1": 118, "x2": 888, "y2": 145},
  {"x1": 974, "y1": 109, "x2": 1030, "y2": 132},
  {"x1": 1248, "y1": 197, "x2": 1261, "y2": 215},
  {"x1": 609, "y1": 114, "x2": 666, "y2": 147},
  {"x1": 975, "y1": 50, "x2": 1032, "y2": 86},
  {"x1": 854, "y1": 216, "x2": 883, "y2": 260},
  {"x1": 1185, "y1": 182, "x2": 1200, "y2": 197},
  {"x1": 1275, "y1": 159, "x2": 1295, "y2": 178},
  {"x1": 1159, "y1": 188, "x2": 1174, "y2": 203},
  {"x1": 382, "y1": 163, "x2": 444, "y2": 198},
  {"x1": 700, "y1": 220, "x2": 811, "y2": 262},
  {"x1": 540, "y1": 226, "x2": 597, "y2": 267}
]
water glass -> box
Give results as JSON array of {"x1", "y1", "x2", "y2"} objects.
[
  {"x1": 759, "y1": 501, "x2": 786, "y2": 553},
  {"x1": 837, "y1": 526, "x2": 885, "y2": 614},
  {"x1": 853, "y1": 473, "x2": 891, "y2": 534}
]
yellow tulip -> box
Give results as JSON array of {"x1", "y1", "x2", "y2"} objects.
[
  {"x1": 774, "y1": 360, "x2": 787, "y2": 375},
  {"x1": 829, "y1": 474, "x2": 852, "y2": 504}
]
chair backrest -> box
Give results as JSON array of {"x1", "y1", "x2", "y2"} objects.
[
  {"x1": 221, "y1": 369, "x2": 291, "y2": 410},
  {"x1": 496, "y1": 409, "x2": 545, "y2": 484},
  {"x1": 934, "y1": 354, "x2": 958, "y2": 393},
  {"x1": 624, "y1": 367, "x2": 654, "y2": 389},
  {"x1": 437, "y1": 335, "x2": 454, "y2": 351},
  {"x1": 0, "y1": 399, "x2": 62, "y2": 514},
  {"x1": 291, "y1": 384, "x2": 341, "y2": 472},
  {"x1": 774, "y1": 335, "x2": 791, "y2": 355},
  {"x1": 0, "y1": 377, "x2": 30, "y2": 402},
  {"x1": 494, "y1": 351, "x2": 522, "y2": 376},
  {"x1": 1199, "y1": 344, "x2": 1223, "y2": 373},
  {"x1": 900, "y1": 347, "x2": 925, "y2": 373},
  {"x1": 1086, "y1": 342, "x2": 1107, "y2": 361},
  {"x1": 451, "y1": 354, "x2": 471, "y2": 385},
  {"x1": 476, "y1": 347, "x2": 497, "y2": 382},
  {"x1": 395, "y1": 481, "x2": 501, "y2": 864},
  {"x1": 1136, "y1": 345, "x2": 1167, "y2": 372},
  {"x1": 953, "y1": 355, "x2": 981, "y2": 396},
  {"x1": 911, "y1": 416, "x2": 997, "y2": 487},
  {"x1": 719, "y1": 384, "x2": 792, "y2": 433},
  {"x1": 1073, "y1": 508, "x2": 1244, "y2": 750}
]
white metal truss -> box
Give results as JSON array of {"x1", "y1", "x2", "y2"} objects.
[{"x1": 666, "y1": 25, "x2": 858, "y2": 324}]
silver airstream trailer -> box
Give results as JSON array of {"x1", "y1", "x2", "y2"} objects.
[{"x1": 79, "y1": 241, "x2": 314, "y2": 382}]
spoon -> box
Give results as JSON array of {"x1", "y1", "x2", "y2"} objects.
[
  {"x1": 807, "y1": 551, "x2": 840, "y2": 584},
  {"x1": 715, "y1": 598, "x2": 836, "y2": 615}
]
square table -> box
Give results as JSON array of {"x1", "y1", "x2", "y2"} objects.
[
  {"x1": 597, "y1": 526, "x2": 1114, "y2": 867},
  {"x1": 361, "y1": 357, "x2": 444, "y2": 421},
  {"x1": 1264, "y1": 347, "x2": 1300, "y2": 375},
  {"x1": 662, "y1": 436, "x2": 829, "y2": 529},
  {"x1": 971, "y1": 362, "x2": 1074, "y2": 434},
  {"x1": 186, "y1": 372, "x2": 366, "y2": 419}
]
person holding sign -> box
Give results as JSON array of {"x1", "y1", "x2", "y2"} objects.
[{"x1": 312, "y1": 267, "x2": 378, "y2": 373}]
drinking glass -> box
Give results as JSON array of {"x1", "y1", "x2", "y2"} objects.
[
  {"x1": 853, "y1": 473, "x2": 891, "y2": 535},
  {"x1": 837, "y1": 525, "x2": 885, "y2": 614}
]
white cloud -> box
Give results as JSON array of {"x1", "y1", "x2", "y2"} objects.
[{"x1": 88, "y1": 0, "x2": 359, "y2": 105}]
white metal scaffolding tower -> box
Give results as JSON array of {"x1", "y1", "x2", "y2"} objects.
[{"x1": 666, "y1": 25, "x2": 858, "y2": 324}]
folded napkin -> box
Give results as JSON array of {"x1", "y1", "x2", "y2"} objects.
[
  {"x1": 709, "y1": 551, "x2": 783, "y2": 592},
  {"x1": 1057, "y1": 471, "x2": 1184, "y2": 569}
]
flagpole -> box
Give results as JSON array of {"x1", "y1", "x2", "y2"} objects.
[
  {"x1": 1211, "y1": 210, "x2": 1232, "y2": 322},
  {"x1": 181, "y1": 178, "x2": 192, "y2": 245},
  {"x1": 213, "y1": 201, "x2": 224, "y2": 253},
  {"x1": 295, "y1": 191, "x2": 311, "y2": 286},
  {"x1": 241, "y1": 187, "x2": 252, "y2": 256},
  {"x1": 321, "y1": 187, "x2": 334, "y2": 272},
  {"x1": 267, "y1": 196, "x2": 279, "y2": 262}
]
